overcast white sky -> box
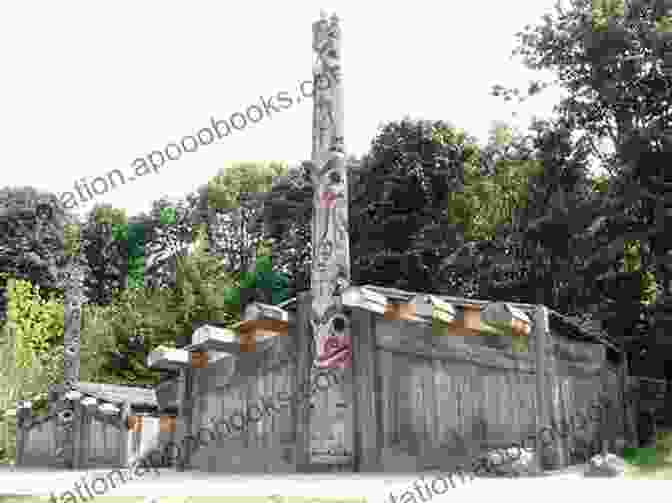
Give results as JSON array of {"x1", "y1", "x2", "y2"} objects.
[{"x1": 0, "y1": 0, "x2": 568, "y2": 219}]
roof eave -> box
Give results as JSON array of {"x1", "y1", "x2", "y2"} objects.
[{"x1": 277, "y1": 285, "x2": 618, "y2": 349}]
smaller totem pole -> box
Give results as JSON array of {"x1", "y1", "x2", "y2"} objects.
[{"x1": 53, "y1": 214, "x2": 86, "y2": 469}]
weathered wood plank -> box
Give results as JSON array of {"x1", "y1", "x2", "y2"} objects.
[
  {"x1": 533, "y1": 306, "x2": 550, "y2": 466},
  {"x1": 294, "y1": 292, "x2": 312, "y2": 469},
  {"x1": 377, "y1": 350, "x2": 392, "y2": 448},
  {"x1": 118, "y1": 402, "x2": 131, "y2": 467},
  {"x1": 176, "y1": 365, "x2": 194, "y2": 471},
  {"x1": 351, "y1": 306, "x2": 381, "y2": 471},
  {"x1": 376, "y1": 330, "x2": 555, "y2": 375},
  {"x1": 15, "y1": 402, "x2": 31, "y2": 466},
  {"x1": 553, "y1": 336, "x2": 606, "y2": 363},
  {"x1": 556, "y1": 359, "x2": 604, "y2": 377},
  {"x1": 548, "y1": 351, "x2": 567, "y2": 467}
]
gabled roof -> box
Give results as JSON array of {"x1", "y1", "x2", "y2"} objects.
[{"x1": 277, "y1": 284, "x2": 620, "y2": 352}]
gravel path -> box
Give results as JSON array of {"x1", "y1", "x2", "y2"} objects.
[
  {"x1": 0, "y1": 461, "x2": 642, "y2": 503},
  {"x1": 0, "y1": 463, "x2": 594, "y2": 496}
]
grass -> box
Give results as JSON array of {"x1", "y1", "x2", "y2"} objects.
[{"x1": 622, "y1": 429, "x2": 672, "y2": 480}]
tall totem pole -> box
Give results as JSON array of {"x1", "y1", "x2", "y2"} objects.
[{"x1": 307, "y1": 11, "x2": 353, "y2": 463}]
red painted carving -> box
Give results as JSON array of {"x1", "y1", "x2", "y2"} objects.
[{"x1": 317, "y1": 333, "x2": 351, "y2": 369}]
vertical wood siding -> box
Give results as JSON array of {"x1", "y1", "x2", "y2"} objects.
[
  {"x1": 188, "y1": 336, "x2": 299, "y2": 473},
  {"x1": 18, "y1": 409, "x2": 166, "y2": 468},
  {"x1": 19, "y1": 416, "x2": 64, "y2": 467},
  {"x1": 19, "y1": 303, "x2": 629, "y2": 474},
  {"x1": 374, "y1": 316, "x2": 623, "y2": 471}
]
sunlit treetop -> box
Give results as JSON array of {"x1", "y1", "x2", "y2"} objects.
[
  {"x1": 159, "y1": 207, "x2": 177, "y2": 226},
  {"x1": 591, "y1": 0, "x2": 625, "y2": 31}
]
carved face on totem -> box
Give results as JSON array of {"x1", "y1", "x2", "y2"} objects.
[
  {"x1": 64, "y1": 298, "x2": 81, "y2": 326},
  {"x1": 313, "y1": 310, "x2": 351, "y2": 369},
  {"x1": 333, "y1": 264, "x2": 350, "y2": 296},
  {"x1": 321, "y1": 46, "x2": 341, "y2": 84},
  {"x1": 315, "y1": 102, "x2": 334, "y2": 151},
  {"x1": 320, "y1": 173, "x2": 345, "y2": 204},
  {"x1": 316, "y1": 240, "x2": 334, "y2": 270},
  {"x1": 330, "y1": 136, "x2": 345, "y2": 155},
  {"x1": 314, "y1": 19, "x2": 341, "y2": 85},
  {"x1": 36, "y1": 202, "x2": 53, "y2": 221}
]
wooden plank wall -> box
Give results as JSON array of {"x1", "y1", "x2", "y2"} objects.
[
  {"x1": 375, "y1": 315, "x2": 619, "y2": 472},
  {"x1": 19, "y1": 416, "x2": 65, "y2": 467},
  {"x1": 18, "y1": 407, "x2": 166, "y2": 469},
  {"x1": 602, "y1": 363, "x2": 626, "y2": 450},
  {"x1": 85, "y1": 415, "x2": 123, "y2": 466},
  {"x1": 169, "y1": 300, "x2": 623, "y2": 474},
  {"x1": 188, "y1": 334, "x2": 298, "y2": 473}
]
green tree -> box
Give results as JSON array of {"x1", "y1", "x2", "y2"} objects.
[
  {"x1": 143, "y1": 197, "x2": 202, "y2": 290},
  {"x1": 193, "y1": 161, "x2": 288, "y2": 279},
  {"x1": 5, "y1": 277, "x2": 64, "y2": 369},
  {"x1": 262, "y1": 161, "x2": 319, "y2": 297},
  {"x1": 80, "y1": 205, "x2": 129, "y2": 305},
  {"x1": 486, "y1": 0, "x2": 672, "y2": 368},
  {"x1": 0, "y1": 187, "x2": 81, "y2": 310},
  {"x1": 441, "y1": 117, "x2": 606, "y2": 309},
  {"x1": 348, "y1": 118, "x2": 477, "y2": 293},
  {"x1": 444, "y1": 121, "x2": 542, "y2": 242}
]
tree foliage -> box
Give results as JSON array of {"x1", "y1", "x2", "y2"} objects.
[
  {"x1": 261, "y1": 119, "x2": 530, "y2": 296},
  {"x1": 5, "y1": 277, "x2": 64, "y2": 369},
  {"x1": 0, "y1": 188, "x2": 76, "y2": 306},
  {"x1": 348, "y1": 118, "x2": 479, "y2": 293},
  {"x1": 482, "y1": 0, "x2": 672, "y2": 370},
  {"x1": 78, "y1": 205, "x2": 129, "y2": 305},
  {"x1": 262, "y1": 161, "x2": 316, "y2": 297},
  {"x1": 193, "y1": 161, "x2": 287, "y2": 279},
  {"x1": 445, "y1": 122, "x2": 542, "y2": 242}
]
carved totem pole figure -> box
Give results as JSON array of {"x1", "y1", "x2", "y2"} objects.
[
  {"x1": 29, "y1": 207, "x2": 83, "y2": 468},
  {"x1": 306, "y1": 12, "x2": 353, "y2": 464},
  {"x1": 308, "y1": 11, "x2": 351, "y2": 371},
  {"x1": 57, "y1": 221, "x2": 85, "y2": 468}
]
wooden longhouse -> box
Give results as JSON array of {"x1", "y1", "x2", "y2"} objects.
[
  {"x1": 140, "y1": 285, "x2": 633, "y2": 473},
  {"x1": 15, "y1": 285, "x2": 636, "y2": 473}
]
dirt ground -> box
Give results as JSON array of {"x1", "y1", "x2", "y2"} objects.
[
  {"x1": 2, "y1": 459, "x2": 669, "y2": 503},
  {"x1": 0, "y1": 463, "x2": 592, "y2": 494}
]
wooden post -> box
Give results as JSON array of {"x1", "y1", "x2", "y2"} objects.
[
  {"x1": 175, "y1": 369, "x2": 185, "y2": 471},
  {"x1": 621, "y1": 355, "x2": 636, "y2": 448},
  {"x1": 14, "y1": 425, "x2": 24, "y2": 467},
  {"x1": 559, "y1": 379, "x2": 575, "y2": 464},
  {"x1": 631, "y1": 376, "x2": 641, "y2": 448},
  {"x1": 119, "y1": 401, "x2": 131, "y2": 468},
  {"x1": 15, "y1": 401, "x2": 32, "y2": 467},
  {"x1": 547, "y1": 338, "x2": 566, "y2": 467},
  {"x1": 71, "y1": 400, "x2": 83, "y2": 469},
  {"x1": 599, "y1": 362, "x2": 613, "y2": 455},
  {"x1": 533, "y1": 306, "x2": 550, "y2": 469},
  {"x1": 350, "y1": 306, "x2": 381, "y2": 471},
  {"x1": 176, "y1": 366, "x2": 194, "y2": 471},
  {"x1": 294, "y1": 292, "x2": 312, "y2": 470},
  {"x1": 80, "y1": 404, "x2": 91, "y2": 469}
]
